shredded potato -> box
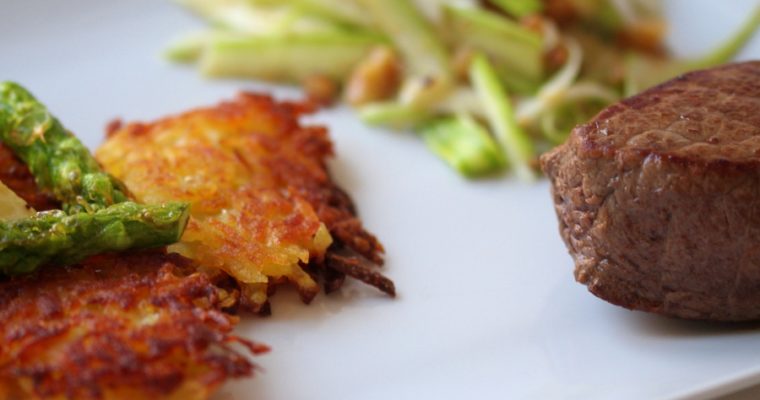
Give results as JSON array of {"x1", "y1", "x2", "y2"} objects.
[{"x1": 98, "y1": 93, "x2": 391, "y2": 312}]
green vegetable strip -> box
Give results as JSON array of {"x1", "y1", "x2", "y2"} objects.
[
  {"x1": 200, "y1": 32, "x2": 383, "y2": 82},
  {"x1": 693, "y1": 5, "x2": 760, "y2": 67},
  {"x1": 487, "y1": 0, "x2": 543, "y2": 19},
  {"x1": 0, "y1": 202, "x2": 190, "y2": 276},
  {"x1": 358, "y1": 0, "x2": 450, "y2": 79},
  {"x1": 624, "y1": 5, "x2": 760, "y2": 95},
  {"x1": 359, "y1": 87, "x2": 485, "y2": 131},
  {"x1": 181, "y1": 0, "x2": 353, "y2": 35},
  {"x1": 178, "y1": 0, "x2": 274, "y2": 33},
  {"x1": 421, "y1": 115, "x2": 505, "y2": 178},
  {"x1": 267, "y1": 0, "x2": 375, "y2": 28},
  {"x1": 358, "y1": 101, "x2": 428, "y2": 130},
  {"x1": 0, "y1": 82, "x2": 191, "y2": 276},
  {"x1": 444, "y1": 5, "x2": 543, "y2": 94},
  {"x1": 165, "y1": 32, "x2": 209, "y2": 63},
  {"x1": 0, "y1": 82, "x2": 128, "y2": 213},
  {"x1": 470, "y1": 54, "x2": 536, "y2": 181}
]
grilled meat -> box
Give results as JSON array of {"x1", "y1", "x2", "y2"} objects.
[
  {"x1": 541, "y1": 61, "x2": 760, "y2": 321},
  {"x1": 97, "y1": 93, "x2": 394, "y2": 313}
]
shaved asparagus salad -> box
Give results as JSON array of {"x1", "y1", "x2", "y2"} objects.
[{"x1": 168, "y1": 0, "x2": 760, "y2": 179}]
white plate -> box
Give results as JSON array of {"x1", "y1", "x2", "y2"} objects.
[{"x1": 3, "y1": 1, "x2": 760, "y2": 399}]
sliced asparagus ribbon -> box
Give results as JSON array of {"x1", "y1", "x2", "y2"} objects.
[
  {"x1": 165, "y1": 1, "x2": 760, "y2": 181},
  {"x1": 470, "y1": 55, "x2": 536, "y2": 181},
  {"x1": 421, "y1": 114, "x2": 505, "y2": 178}
]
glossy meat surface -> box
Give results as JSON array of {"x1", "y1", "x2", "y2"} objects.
[{"x1": 542, "y1": 62, "x2": 760, "y2": 321}]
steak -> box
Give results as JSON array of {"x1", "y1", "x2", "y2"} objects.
[{"x1": 541, "y1": 61, "x2": 760, "y2": 321}]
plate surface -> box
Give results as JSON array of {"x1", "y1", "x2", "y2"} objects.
[{"x1": 2, "y1": 1, "x2": 760, "y2": 399}]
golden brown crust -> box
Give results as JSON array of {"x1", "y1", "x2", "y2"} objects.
[
  {"x1": 0, "y1": 152, "x2": 265, "y2": 399},
  {"x1": 0, "y1": 251, "x2": 267, "y2": 400},
  {"x1": 577, "y1": 61, "x2": 760, "y2": 167},
  {"x1": 97, "y1": 93, "x2": 391, "y2": 312}
]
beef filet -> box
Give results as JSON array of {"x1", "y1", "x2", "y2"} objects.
[{"x1": 541, "y1": 61, "x2": 760, "y2": 321}]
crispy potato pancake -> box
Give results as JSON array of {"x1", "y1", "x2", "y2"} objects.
[
  {"x1": 0, "y1": 252, "x2": 266, "y2": 400},
  {"x1": 0, "y1": 143, "x2": 265, "y2": 400},
  {"x1": 97, "y1": 93, "x2": 393, "y2": 312}
]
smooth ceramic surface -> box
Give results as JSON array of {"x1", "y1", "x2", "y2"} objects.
[{"x1": 2, "y1": 1, "x2": 760, "y2": 399}]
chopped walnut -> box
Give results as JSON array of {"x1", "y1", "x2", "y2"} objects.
[
  {"x1": 617, "y1": 19, "x2": 668, "y2": 56},
  {"x1": 304, "y1": 74, "x2": 339, "y2": 106},
  {"x1": 345, "y1": 46, "x2": 402, "y2": 106},
  {"x1": 544, "y1": 42, "x2": 569, "y2": 73}
]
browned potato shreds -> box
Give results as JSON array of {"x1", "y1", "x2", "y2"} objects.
[
  {"x1": 0, "y1": 142, "x2": 266, "y2": 400},
  {"x1": 0, "y1": 251, "x2": 267, "y2": 400},
  {"x1": 97, "y1": 93, "x2": 393, "y2": 313}
]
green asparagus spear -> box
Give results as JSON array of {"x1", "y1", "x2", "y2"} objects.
[
  {"x1": 0, "y1": 82, "x2": 129, "y2": 213},
  {"x1": 200, "y1": 32, "x2": 383, "y2": 82},
  {"x1": 166, "y1": 32, "x2": 209, "y2": 63},
  {"x1": 359, "y1": 87, "x2": 485, "y2": 130},
  {"x1": 486, "y1": 0, "x2": 543, "y2": 19},
  {"x1": 470, "y1": 54, "x2": 536, "y2": 181},
  {"x1": 251, "y1": 0, "x2": 375, "y2": 28},
  {"x1": 443, "y1": 5, "x2": 543, "y2": 95},
  {"x1": 178, "y1": 0, "x2": 356, "y2": 35},
  {"x1": 421, "y1": 114, "x2": 505, "y2": 178},
  {"x1": 358, "y1": 0, "x2": 450, "y2": 79},
  {"x1": 0, "y1": 201, "x2": 190, "y2": 275},
  {"x1": 358, "y1": 101, "x2": 429, "y2": 130}
]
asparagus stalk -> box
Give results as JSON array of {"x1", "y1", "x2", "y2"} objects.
[
  {"x1": 0, "y1": 82, "x2": 129, "y2": 213},
  {"x1": 487, "y1": 0, "x2": 543, "y2": 19},
  {"x1": 470, "y1": 54, "x2": 536, "y2": 181},
  {"x1": 177, "y1": 0, "x2": 287, "y2": 34},
  {"x1": 357, "y1": 0, "x2": 454, "y2": 109},
  {"x1": 166, "y1": 32, "x2": 210, "y2": 63},
  {"x1": 443, "y1": 5, "x2": 543, "y2": 94},
  {"x1": 200, "y1": 32, "x2": 383, "y2": 82},
  {"x1": 359, "y1": 87, "x2": 485, "y2": 130},
  {"x1": 358, "y1": 0, "x2": 451, "y2": 80},
  {"x1": 255, "y1": 0, "x2": 375, "y2": 28},
  {"x1": 359, "y1": 101, "x2": 428, "y2": 130},
  {"x1": 181, "y1": 0, "x2": 354, "y2": 35},
  {"x1": 0, "y1": 201, "x2": 190, "y2": 275},
  {"x1": 421, "y1": 114, "x2": 505, "y2": 178}
]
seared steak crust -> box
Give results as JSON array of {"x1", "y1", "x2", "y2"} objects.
[{"x1": 541, "y1": 61, "x2": 760, "y2": 321}]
